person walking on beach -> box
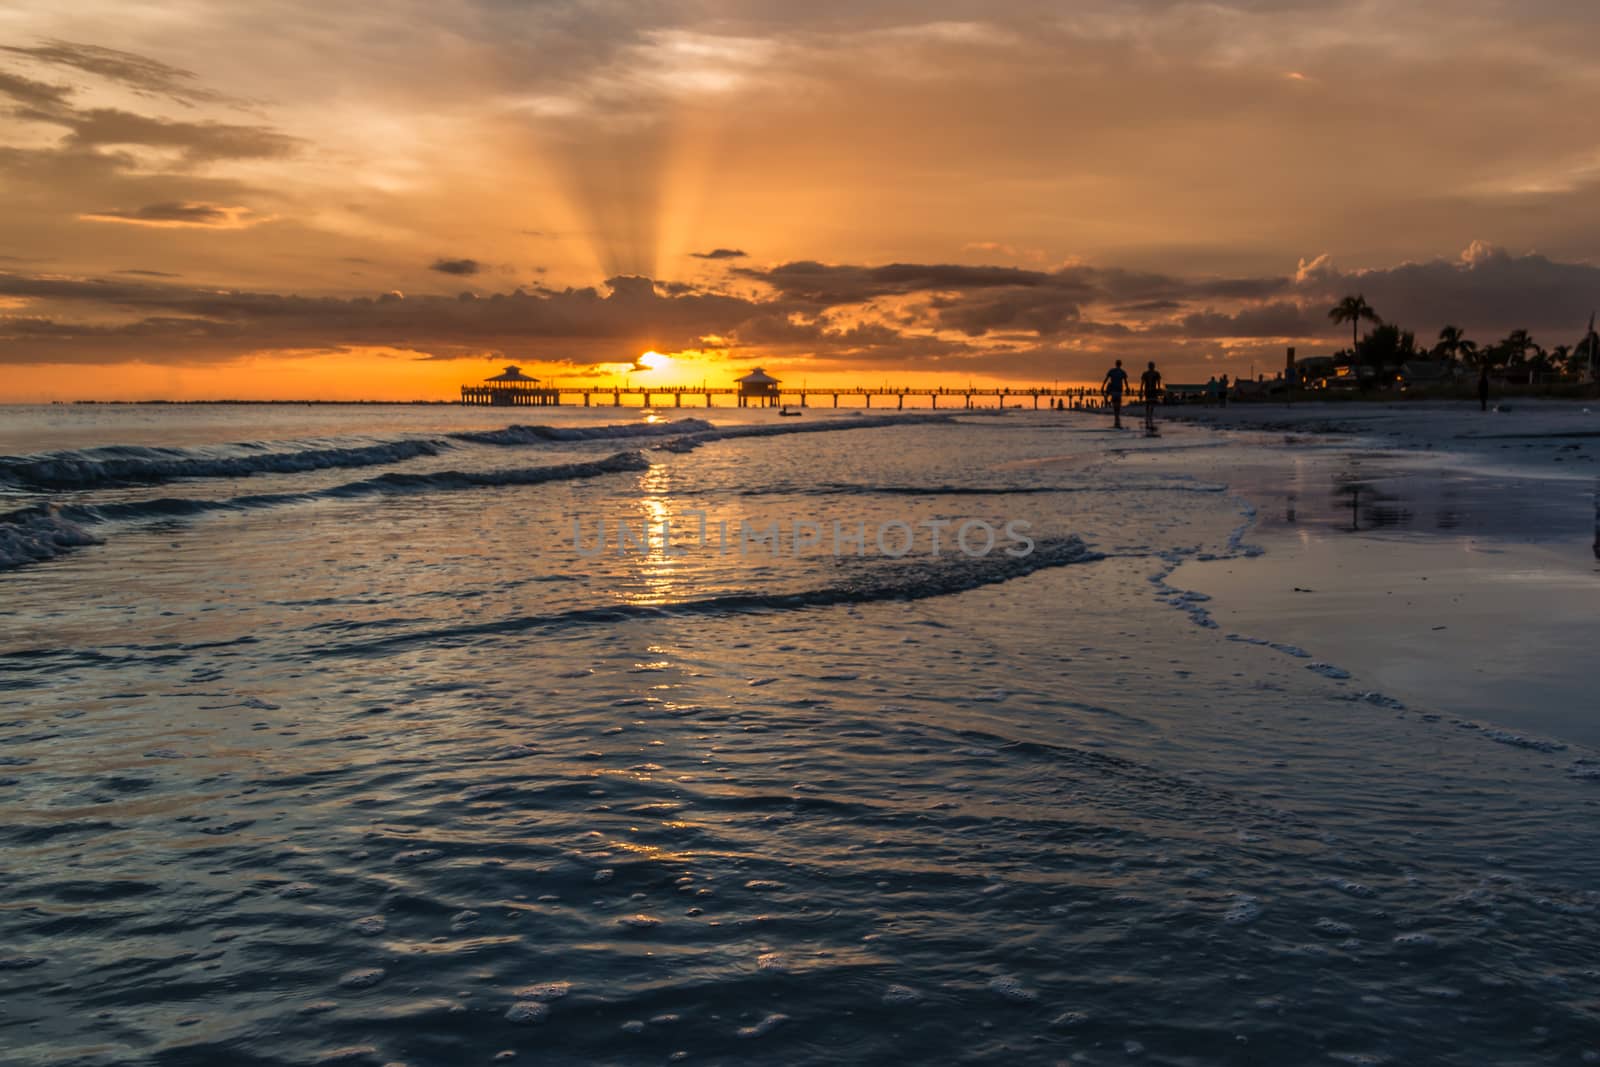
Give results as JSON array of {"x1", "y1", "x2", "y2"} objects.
[
  {"x1": 1478, "y1": 365, "x2": 1490, "y2": 412},
  {"x1": 1141, "y1": 360, "x2": 1163, "y2": 433},
  {"x1": 1219, "y1": 373, "x2": 1230, "y2": 408},
  {"x1": 1102, "y1": 360, "x2": 1130, "y2": 428}
]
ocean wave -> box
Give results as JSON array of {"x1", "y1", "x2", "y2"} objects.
[
  {"x1": 0, "y1": 507, "x2": 102, "y2": 571},
  {"x1": 2, "y1": 452, "x2": 651, "y2": 570},
  {"x1": 0, "y1": 438, "x2": 451, "y2": 492},
  {"x1": 309, "y1": 535, "x2": 1101, "y2": 653},
  {"x1": 449, "y1": 418, "x2": 715, "y2": 445},
  {"x1": 658, "y1": 412, "x2": 959, "y2": 452},
  {"x1": 0, "y1": 413, "x2": 949, "y2": 490},
  {"x1": 70, "y1": 450, "x2": 652, "y2": 523}
]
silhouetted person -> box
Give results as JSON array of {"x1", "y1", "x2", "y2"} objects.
[
  {"x1": 1141, "y1": 361, "x2": 1163, "y2": 433},
  {"x1": 1219, "y1": 373, "x2": 1230, "y2": 408},
  {"x1": 1478, "y1": 366, "x2": 1490, "y2": 412},
  {"x1": 1102, "y1": 359, "x2": 1129, "y2": 428},
  {"x1": 1206, "y1": 375, "x2": 1219, "y2": 406}
]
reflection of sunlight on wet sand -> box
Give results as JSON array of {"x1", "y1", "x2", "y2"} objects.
[{"x1": 619, "y1": 464, "x2": 682, "y2": 606}]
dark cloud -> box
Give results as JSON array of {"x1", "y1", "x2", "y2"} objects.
[
  {"x1": 115, "y1": 268, "x2": 181, "y2": 277},
  {"x1": 4, "y1": 245, "x2": 1597, "y2": 375},
  {"x1": 1116, "y1": 300, "x2": 1183, "y2": 313},
  {"x1": 0, "y1": 40, "x2": 236, "y2": 106},
  {"x1": 0, "y1": 271, "x2": 771, "y2": 365},
  {"x1": 690, "y1": 248, "x2": 748, "y2": 260},
  {"x1": 57, "y1": 108, "x2": 298, "y2": 163},
  {"x1": 429, "y1": 258, "x2": 482, "y2": 276},
  {"x1": 1311, "y1": 246, "x2": 1600, "y2": 346},
  {"x1": 1154, "y1": 301, "x2": 1320, "y2": 340},
  {"x1": 79, "y1": 201, "x2": 262, "y2": 228},
  {"x1": 737, "y1": 261, "x2": 1068, "y2": 304},
  {"x1": 927, "y1": 287, "x2": 1085, "y2": 337},
  {"x1": 0, "y1": 66, "x2": 73, "y2": 110},
  {"x1": 737, "y1": 259, "x2": 1288, "y2": 311}
]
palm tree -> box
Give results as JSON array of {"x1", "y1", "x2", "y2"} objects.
[
  {"x1": 1551, "y1": 344, "x2": 1574, "y2": 376},
  {"x1": 1330, "y1": 295, "x2": 1381, "y2": 353},
  {"x1": 1502, "y1": 329, "x2": 1536, "y2": 366},
  {"x1": 1436, "y1": 325, "x2": 1476, "y2": 367}
]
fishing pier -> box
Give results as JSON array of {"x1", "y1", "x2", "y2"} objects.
[{"x1": 462, "y1": 365, "x2": 1102, "y2": 410}]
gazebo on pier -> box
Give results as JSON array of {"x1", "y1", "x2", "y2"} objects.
[
  {"x1": 461, "y1": 365, "x2": 560, "y2": 406},
  {"x1": 735, "y1": 367, "x2": 781, "y2": 407}
]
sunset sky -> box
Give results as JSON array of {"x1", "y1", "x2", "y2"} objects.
[{"x1": 3, "y1": 1, "x2": 1600, "y2": 400}]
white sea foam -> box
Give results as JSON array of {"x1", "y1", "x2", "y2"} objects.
[
  {"x1": 337, "y1": 967, "x2": 386, "y2": 988},
  {"x1": 1223, "y1": 895, "x2": 1263, "y2": 925},
  {"x1": 736, "y1": 1012, "x2": 789, "y2": 1038},
  {"x1": 1306, "y1": 663, "x2": 1352, "y2": 680},
  {"x1": 451, "y1": 418, "x2": 713, "y2": 445},
  {"x1": 505, "y1": 1001, "x2": 550, "y2": 1023},
  {"x1": 2, "y1": 451, "x2": 652, "y2": 572},
  {"x1": 987, "y1": 975, "x2": 1038, "y2": 1003},
  {"x1": 0, "y1": 438, "x2": 449, "y2": 491},
  {"x1": 513, "y1": 981, "x2": 571, "y2": 1002},
  {"x1": 0, "y1": 507, "x2": 100, "y2": 571}
]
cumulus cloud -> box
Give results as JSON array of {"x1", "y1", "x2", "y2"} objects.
[{"x1": 1329, "y1": 245, "x2": 1600, "y2": 343}]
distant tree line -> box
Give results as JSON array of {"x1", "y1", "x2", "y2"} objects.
[{"x1": 1325, "y1": 294, "x2": 1598, "y2": 383}]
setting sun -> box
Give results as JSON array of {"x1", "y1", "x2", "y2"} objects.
[{"x1": 634, "y1": 350, "x2": 670, "y2": 371}]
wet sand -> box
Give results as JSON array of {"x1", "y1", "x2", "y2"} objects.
[{"x1": 1167, "y1": 399, "x2": 1600, "y2": 745}]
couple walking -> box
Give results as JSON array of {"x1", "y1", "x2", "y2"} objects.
[{"x1": 1102, "y1": 359, "x2": 1162, "y2": 432}]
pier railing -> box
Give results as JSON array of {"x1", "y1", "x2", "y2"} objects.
[{"x1": 464, "y1": 385, "x2": 1128, "y2": 410}]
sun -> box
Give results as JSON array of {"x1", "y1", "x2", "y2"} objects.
[{"x1": 634, "y1": 350, "x2": 670, "y2": 371}]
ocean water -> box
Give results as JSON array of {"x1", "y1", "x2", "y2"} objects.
[{"x1": 2, "y1": 403, "x2": 1599, "y2": 1066}]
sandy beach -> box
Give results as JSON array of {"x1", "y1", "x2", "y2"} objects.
[{"x1": 1162, "y1": 399, "x2": 1599, "y2": 745}]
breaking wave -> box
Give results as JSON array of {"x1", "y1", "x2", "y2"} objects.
[
  {"x1": 1, "y1": 452, "x2": 651, "y2": 571},
  {"x1": 658, "y1": 412, "x2": 959, "y2": 452},
  {"x1": 0, "y1": 507, "x2": 102, "y2": 571},
  {"x1": 309, "y1": 535, "x2": 1101, "y2": 654},
  {"x1": 0, "y1": 415, "x2": 958, "y2": 492},
  {"x1": 0, "y1": 419, "x2": 728, "y2": 492},
  {"x1": 0, "y1": 438, "x2": 452, "y2": 492},
  {"x1": 449, "y1": 418, "x2": 715, "y2": 445}
]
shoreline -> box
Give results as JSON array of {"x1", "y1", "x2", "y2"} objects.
[{"x1": 1153, "y1": 400, "x2": 1600, "y2": 746}]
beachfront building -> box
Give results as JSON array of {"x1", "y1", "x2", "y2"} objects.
[
  {"x1": 461, "y1": 365, "x2": 560, "y2": 406},
  {"x1": 735, "y1": 367, "x2": 781, "y2": 407}
]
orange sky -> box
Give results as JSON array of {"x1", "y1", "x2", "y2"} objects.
[{"x1": 4, "y1": 3, "x2": 1600, "y2": 400}]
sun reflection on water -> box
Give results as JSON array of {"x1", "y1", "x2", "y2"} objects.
[{"x1": 619, "y1": 463, "x2": 682, "y2": 606}]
